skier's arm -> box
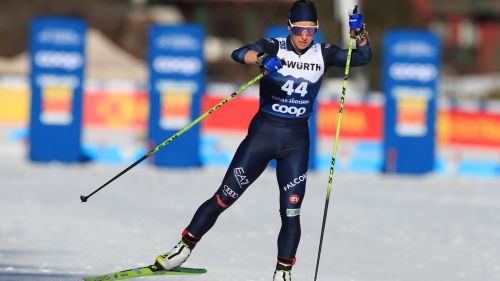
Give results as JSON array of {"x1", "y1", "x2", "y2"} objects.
[
  {"x1": 231, "y1": 38, "x2": 282, "y2": 73},
  {"x1": 321, "y1": 41, "x2": 372, "y2": 69},
  {"x1": 231, "y1": 38, "x2": 280, "y2": 64}
]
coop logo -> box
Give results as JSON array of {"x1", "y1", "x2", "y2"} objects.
[
  {"x1": 272, "y1": 104, "x2": 306, "y2": 117},
  {"x1": 155, "y1": 35, "x2": 199, "y2": 51},
  {"x1": 34, "y1": 51, "x2": 83, "y2": 70},
  {"x1": 38, "y1": 28, "x2": 82, "y2": 46},
  {"x1": 153, "y1": 56, "x2": 202, "y2": 76},
  {"x1": 222, "y1": 185, "x2": 239, "y2": 199},
  {"x1": 389, "y1": 63, "x2": 438, "y2": 83}
]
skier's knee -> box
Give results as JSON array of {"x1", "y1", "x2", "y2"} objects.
[
  {"x1": 212, "y1": 185, "x2": 239, "y2": 209},
  {"x1": 207, "y1": 193, "x2": 231, "y2": 213}
]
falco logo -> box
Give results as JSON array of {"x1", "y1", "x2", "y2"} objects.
[
  {"x1": 284, "y1": 60, "x2": 321, "y2": 71},
  {"x1": 282, "y1": 172, "x2": 307, "y2": 191},
  {"x1": 233, "y1": 167, "x2": 249, "y2": 188},
  {"x1": 289, "y1": 194, "x2": 300, "y2": 204}
]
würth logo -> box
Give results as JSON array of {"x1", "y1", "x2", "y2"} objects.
[{"x1": 284, "y1": 60, "x2": 321, "y2": 71}]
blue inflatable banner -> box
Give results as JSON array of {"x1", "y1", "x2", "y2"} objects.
[
  {"x1": 382, "y1": 30, "x2": 440, "y2": 174},
  {"x1": 29, "y1": 17, "x2": 86, "y2": 162},
  {"x1": 148, "y1": 24, "x2": 204, "y2": 167}
]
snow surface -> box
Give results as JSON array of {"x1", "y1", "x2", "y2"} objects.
[{"x1": 1, "y1": 155, "x2": 500, "y2": 281}]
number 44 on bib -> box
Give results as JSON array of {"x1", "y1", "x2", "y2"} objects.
[{"x1": 281, "y1": 80, "x2": 308, "y2": 97}]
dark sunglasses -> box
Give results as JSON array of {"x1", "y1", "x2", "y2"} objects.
[{"x1": 289, "y1": 20, "x2": 319, "y2": 36}]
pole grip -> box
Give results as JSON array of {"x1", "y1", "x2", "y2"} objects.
[{"x1": 350, "y1": 5, "x2": 359, "y2": 38}]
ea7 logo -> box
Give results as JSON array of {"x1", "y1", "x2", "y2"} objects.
[{"x1": 233, "y1": 167, "x2": 249, "y2": 188}]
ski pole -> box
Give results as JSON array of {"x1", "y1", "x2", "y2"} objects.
[
  {"x1": 80, "y1": 72, "x2": 265, "y2": 203},
  {"x1": 313, "y1": 5, "x2": 358, "y2": 281}
]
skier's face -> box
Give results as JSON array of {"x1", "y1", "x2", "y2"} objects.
[{"x1": 289, "y1": 20, "x2": 317, "y2": 50}]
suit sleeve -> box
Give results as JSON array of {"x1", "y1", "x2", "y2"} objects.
[
  {"x1": 322, "y1": 42, "x2": 372, "y2": 69},
  {"x1": 231, "y1": 38, "x2": 280, "y2": 64}
]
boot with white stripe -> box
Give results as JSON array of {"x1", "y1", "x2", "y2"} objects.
[
  {"x1": 273, "y1": 270, "x2": 291, "y2": 281},
  {"x1": 154, "y1": 241, "x2": 191, "y2": 270}
]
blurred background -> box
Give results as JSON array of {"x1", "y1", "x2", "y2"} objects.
[
  {"x1": 0, "y1": 0, "x2": 499, "y2": 176},
  {"x1": 1, "y1": 1, "x2": 500, "y2": 281}
]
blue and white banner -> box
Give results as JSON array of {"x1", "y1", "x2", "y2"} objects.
[
  {"x1": 148, "y1": 24, "x2": 204, "y2": 167},
  {"x1": 382, "y1": 30, "x2": 440, "y2": 174},
  {"x1": 29, "y1": 17, "x2": 86, "y2": 162}
]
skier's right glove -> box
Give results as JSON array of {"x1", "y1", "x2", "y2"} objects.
[{"x1": 256, "y1": 52, "x2": 283, "y2": 74}]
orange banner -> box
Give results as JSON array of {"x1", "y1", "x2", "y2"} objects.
[
  {"x1": 201, "y1": 97, "x2": 384, "y2": 140},
  {"x1": 2, "y1": 86, "x2": 500, "y2": 149},
  {"x1": 0, "y1": 86, "x2": 29, "y2": 124},
  {"x1": 83, "y1": 90, "x2": 148, "y2": 129},
  {"x1": 437, "y1": 110, "x2": 500, "y2": 147},
  {"x1": 317, "y1": 102, "x2": 383, "y2": 140},
  {"x1": 201, "y1": 95, "x2": 258, "y2": 131}
]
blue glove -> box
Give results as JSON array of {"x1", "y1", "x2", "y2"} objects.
[
  {"x1": 349, "y1": 13, "x2": 363, "y2": 30},
  {"x1": 256, "y1": 52, "x2": 283, "y2": 73}
]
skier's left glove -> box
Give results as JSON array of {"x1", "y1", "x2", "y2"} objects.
[
  {"x1": 256, "y1": 52, "x2": 283, "y2": 74},
  {"x1": 349, "y1": 13, "x2": 368, "y2": 40},
  {"x1": 349, "y1": 13, "x2": 363, "y2": 30}
]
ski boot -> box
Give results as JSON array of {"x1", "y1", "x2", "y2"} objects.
[
  {"x1": 273, "y1": 270, "x2": 291, "y2": 281},
  {"x1": 154, "y1": 240, "x2": 191, "y2": 270}
]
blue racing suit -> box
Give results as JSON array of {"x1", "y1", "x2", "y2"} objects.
[{"x1": 185, "y1": 35, "x2": 371, "y2": 262}]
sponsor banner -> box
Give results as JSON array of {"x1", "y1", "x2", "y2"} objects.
[
  {"x1": 83, "y1": 89, "x2": 148, "y2": 129},
  {"x1": 29, "y1": 17, "x2": 86, "y2": 162},
  {"x1": 438, "y1": 110, "x2": 500, "y2": 147},
  {"x1": 0, "y1": 84, "x2": 29, "y2": 124},
  {"x1": 201, "y1": 95, "x2": 258, "y2": 131},
  {"x1": 201, "y1": 95, "x2": 383, "y2": 140},
  {"x1": 40, "y1": 82, "x2": 73, "y2": 125},
  {"x1": 3, "y1": 82, "x2": 500, "y2": 150},
  {"x1": 147, "y1": 24, "x2": 204, "y2": 167},
  {"x1": 317, "y1": 102, "x2": 382, "y2": 140},
  {"x1": 382, "y1": 30, "x2": 440, "y2": 174},
  {"x1": 160, "y1": 91, "x2": 192, "y2": 129}
]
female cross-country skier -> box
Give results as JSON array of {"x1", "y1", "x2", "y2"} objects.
[{"x1": 154, "y1": 1, "x2": 371, "y2": 280}]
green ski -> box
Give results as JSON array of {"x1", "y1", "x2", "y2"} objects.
[{"x1": 83, "y1": 264, "x2": 207, "y2": 281}]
